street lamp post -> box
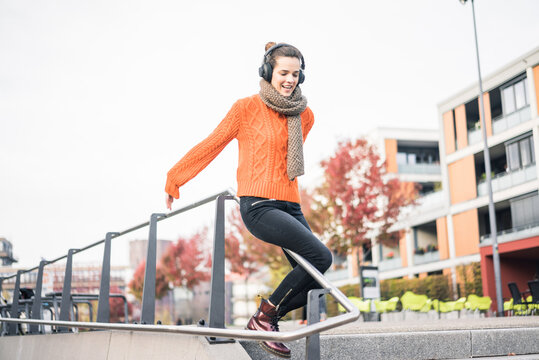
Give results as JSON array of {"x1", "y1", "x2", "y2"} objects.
[{"x1": 459, "y1": 0, "x2": 503, "y2": 316}]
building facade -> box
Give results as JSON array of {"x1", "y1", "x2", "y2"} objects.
[
  {"x1": 327, "y1": 47, "x2": 539, "y2": 313},
  {"x1": 437, "y1": 46, "x2": 539, "y2": 311}
]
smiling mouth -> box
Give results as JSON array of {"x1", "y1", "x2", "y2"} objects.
[{"x1": 282, "y1": 85, "x2": 293, "y2": 91}]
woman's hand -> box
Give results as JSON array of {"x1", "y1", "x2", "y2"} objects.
[{"x1": 166, "y1": 194, "x2": 174, "y2": 210}]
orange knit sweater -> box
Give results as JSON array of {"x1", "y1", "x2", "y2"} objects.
[{"x1": 165, "y1": 94, "x2": 314, "y2": 203}]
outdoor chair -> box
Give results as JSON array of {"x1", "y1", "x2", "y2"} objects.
[
  {"x1": 374, "y1": 297, "x2": 399, "y2": 313},
  {"x1": 400, "y1": 291, "x2": 428, "y2": 311},
  {"x1": 420, "y1": 298, "x2": 433, "y2": 313},
  {"x1": 508, "y1": 282, "x2": 531, "y2": 315},
  {"x1": 433, "y1": 297, "x2": 466, "y2": 314},
  {"x1": 504, "y1": 298, "x2": 514, "y2": 316},
  {"x1": 527, "y1": 280, "x2": 539, "y2": 315},
  {"x1": 338, "y1": 296, "x2": 371, "y2": 313},
  {"x1": 465, "y1": 294, "x2": 492, "y2": 313}
]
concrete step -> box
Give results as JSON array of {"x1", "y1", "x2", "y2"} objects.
[
  {"x1": 240, "y1": 316, "x2": 539, "y2": 360},
  {"x1": 0, "y1": 330, "x2": 252, "y2": 360}
]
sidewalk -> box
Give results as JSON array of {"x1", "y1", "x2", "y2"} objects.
[{"x1": 241, "y1": 315, "x2": 539, "y2": 359}]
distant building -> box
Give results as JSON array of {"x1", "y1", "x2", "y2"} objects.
[
  {"x1": 0, "y1": 262, "x2": 129, "y2": 298},
  {"x1": 0, "y1": 237, "x2": 17, "y2": 266},
  {"x1": 128, "y1": 239, "x2": 173, "y2": 270}
]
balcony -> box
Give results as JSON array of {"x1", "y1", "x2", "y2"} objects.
[
  {"x1": 477, "y1": 164, "x2": 536, "y2": 197},
  {"x1": 468, "y1": 126, "x2": 483, "y2": 145},
  {"x1": 492, "y1": 105, "x2": 531, "y2": 135},
  {"x1": 414, "y1": 190, "x2": 445, "y2": 212},
  {"x1": 480, "y1": 220, "x2": 539, "y2": 244},
  {"x1": 413, "y1": 250, "x2": 440, "y2": 265},
  {"x1": 398, "y1": 163, "x2": 441, "y2": 175},
  {"x1": 378, "y1": 257, "x2": 402, "y2": 272}
]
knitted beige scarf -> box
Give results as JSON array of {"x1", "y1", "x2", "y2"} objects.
[{"x1": 259, "y1": 79, "x2": 308, "y2": 181}]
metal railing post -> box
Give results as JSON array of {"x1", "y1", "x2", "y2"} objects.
[
  {"x1": 141, "y1": 213, "x2": 165, "y2": 325},
  {"x1": 58, "y1": 249, "x2": 76, "y2": 332},
  {"x1": 8, "y1": 270, "x2": 23, "y2": 335},
  {"x1": 29, "y1": 260, "x2": 47, "y2": 334},
  {"x1": 305, "y1": 289, "x2": 330, "y2": 360},
  {"x1": 207, "y1": 195, "x2": 235, "y2": 344},
  {"x1": 97, "y1": 232, "x2": 119, "y2": 323}
]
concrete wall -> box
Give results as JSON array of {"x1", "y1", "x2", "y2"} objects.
[{"x1": 0, "y1": 330, "x2": 251, "y2": 360}]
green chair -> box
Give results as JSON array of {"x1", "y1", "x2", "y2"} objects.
[
  {"x1": 400, "y1": 291, "x2": 428, "y2": 311},
  {"x1": 386, "y1": 297, "x2": 399, "y2": 312},
  {"x1": 420, "y1": 298, "x2": 433, "y2": 313},
  {"x1": 338, "y1": 296, "x2": 371, "y2": 313},
  {"x1": 504, "y1": 298, "x2": 514, "y2": 315},
  {"x1": 454, "y1": 297, "x2": 466, "y2": 311},
  {"x1": 465, "y1": 294, "x2": 492, "y2": 312},
  {"x1": 374, "y1": 297, "x2": 399, "y2": 313}
]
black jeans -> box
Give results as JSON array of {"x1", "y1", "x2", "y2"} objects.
[{"x1": 240, "y1": 196, "x2": 333, "y2": 316}]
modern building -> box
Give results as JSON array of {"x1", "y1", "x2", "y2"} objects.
[
  {"x1": 436, "y1": 46, "x2": 539, "y2": 311},
  {"x1": 370, "y1": 127, "x2": 446, "y2": 280},
  {"x1": 326, "y1": 46, "x2": 539, "y2": 313},
  {"x1": 0, "y1": 238, "x2": 17, "y2": 266}
]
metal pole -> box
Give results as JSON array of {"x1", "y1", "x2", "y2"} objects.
[
  {"x1": 97, "y1": 232, "x2": 119, "y2": 323},
  {"x1": 59, "y1": 249, "x2": 76, "y2": 331},
  {"x1": 141, "y1": 213, "x2": 165, "y2": 325},
  {"x1": 30, "y1": 260, "x2": 47, "y2": 334},
  {"x1": 207, "y1": 195, "x2": 235, "y2": 344},
  {"x1": 306, "y1": 289, "x2": 330, "y2": 360},
  {"x1": 467, "y1": 0, "x2": 504, "y2": 315},
  {"x1": 8, "y1": 270, "x2": 23, "y2": 335}
]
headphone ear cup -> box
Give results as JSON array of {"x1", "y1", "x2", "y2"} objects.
[
  {"x1": 259, "y1": 63, "x2": 273, "y2": 82},
  {"x1": 298, "y1": 70, "x2": 305, "y2": 84}
]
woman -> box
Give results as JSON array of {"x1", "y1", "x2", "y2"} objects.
[{"x1": 165, "y1": 42, "x2": 332, "y2": 358}]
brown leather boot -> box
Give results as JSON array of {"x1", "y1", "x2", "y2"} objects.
[{"x1": 246, "y1": 298, "x2": 291, "y2": 358}]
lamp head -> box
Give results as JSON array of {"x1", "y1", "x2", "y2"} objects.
[{"x1": 460, "y1": 0, "x2": 468, "y2": 4}]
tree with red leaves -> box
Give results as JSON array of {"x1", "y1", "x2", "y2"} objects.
[
  {"x1": 160, "y1": 229, "x2": 212, "y2": 289},
  {"x1": 128, "y1": 261, "x2": 169, "y2": 301},
  {"x1": 319, "y1": 138, "x2": 416, "y2": 261},
  {"x1": 109, "y1": 285, "x2": 133, "y2": 323}
]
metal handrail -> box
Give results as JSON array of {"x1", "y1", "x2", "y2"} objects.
[
  {"x1": 1, "y1": 256, "x2": 359, "y2": 342},
  {"x1": 0, "y1": 189, "x2": 236, "y2": 281},
  {"x1": 0, "y1": 188, "x2": 359, "y2": 344}
]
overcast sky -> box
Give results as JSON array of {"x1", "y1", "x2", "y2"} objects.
[{"x1": 1, "y1": 0, "x2": 539, "y2": 269}]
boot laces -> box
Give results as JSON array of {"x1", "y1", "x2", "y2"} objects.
[{"x1": 270, "y1": 316, "x2": 280, "y2": 332}]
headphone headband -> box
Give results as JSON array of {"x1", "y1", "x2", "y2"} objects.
[{"x1": 262, "y1": 43, "x2": 305, "y2": 70}]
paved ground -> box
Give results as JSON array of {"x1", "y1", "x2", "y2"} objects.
[
  {"x1": 239, "y1": 315, "x2": 539, "y2": 359},
  {"x1": 320, "y1": 315, "x2": 539, "y2": 334},
  {"x1": 452, "y1": 356, "x2": 539, "y2": 359},
  {"x1": 277, "y1": 313, "x2": 539, "y2": 334}
]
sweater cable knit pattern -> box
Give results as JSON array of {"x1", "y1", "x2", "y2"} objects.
[{"x1": 165, "y1": 95, "x2": 314, "y2": 203}]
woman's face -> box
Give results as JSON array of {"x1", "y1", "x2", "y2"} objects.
[{"x1": 271, "y1": 56, "x2": 301, "y2": 97}]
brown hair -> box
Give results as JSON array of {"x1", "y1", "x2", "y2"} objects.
[{"x1": 264, "y1": 42, "x2": 303, "y2": 69}]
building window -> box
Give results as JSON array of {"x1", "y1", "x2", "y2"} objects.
[
  {"x1": 505, "y1": 135, "x2": 535, "y2": 171},
  {"x1": 396, "y1": 145, "x2": 439, "y2": 166},
  {"x1": 510, "y1": 192, "x2": 539, "y2": 229},
  {"x1": 501, "y1": 76, "x2": 528, "y2": 115}
]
